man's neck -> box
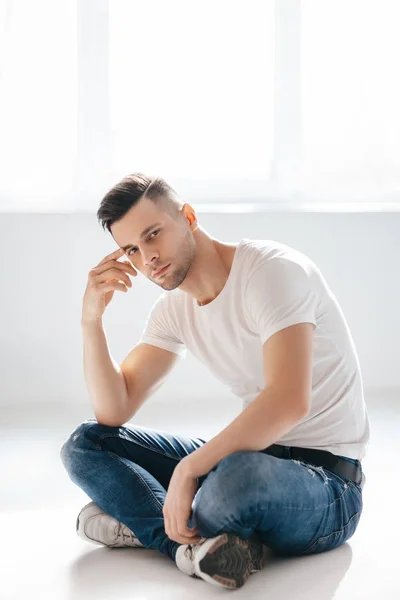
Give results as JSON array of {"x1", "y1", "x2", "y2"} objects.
[{"x1": 178, "y1": 236, "x2": 238, "y2": 306}]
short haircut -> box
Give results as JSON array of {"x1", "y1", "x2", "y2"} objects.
[{"x1": 97, "y1": 172, "x2": 182, "y2": 233}]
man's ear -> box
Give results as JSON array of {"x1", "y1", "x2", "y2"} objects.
[{"x1": 182, "y1": 203, "x2": 198, "y2": 229}]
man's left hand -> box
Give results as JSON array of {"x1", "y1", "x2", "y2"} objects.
[{"x1": 162, "y1": 461, "x2": 202, "y2": 545}]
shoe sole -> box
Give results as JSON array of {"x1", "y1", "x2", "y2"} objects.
[{"x1": 196, "y1": 533, "x2": 265, "y2": 589}]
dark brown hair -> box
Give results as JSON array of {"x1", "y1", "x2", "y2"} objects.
[{"x1": 97, "y1": 172, "x2": 182, "y2": 233}]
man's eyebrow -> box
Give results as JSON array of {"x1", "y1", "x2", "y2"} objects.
[{"x1": 121, "y1": 223, "x2": 162, "y2": 251}]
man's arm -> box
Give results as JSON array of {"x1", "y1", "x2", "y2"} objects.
[
  {"x1": 181, "y1": 322, "x2": 315, "y2": 478},
  {"x1": 82, "y1": 313, "x2": 179, "y2": 426},
  {"x1": 118, "y1": 342, "x2": 179, "y2": 424}
]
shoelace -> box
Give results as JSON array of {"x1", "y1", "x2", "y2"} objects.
[
  {"x1": 183, "y1": 543, "x2": 202, "y2": 579},
  {"x1": 184, "y1": 537, "x2": 207, "y2": 558},
  {"x1": 184, "y1": 544, "x2": 195, "y2": 560},
  {"x1": 183, "y1": 538, "x2": 208, "y2": 575},
  {"x1": 115, "y1": 521, "x2": 140, "y2": 544}
]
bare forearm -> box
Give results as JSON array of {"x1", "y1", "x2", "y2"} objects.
[
  {"x1": 81, "y1": 319, "x2": 129, "y2": 425},
  {"x1": 181, "y1": 387, "x2": 307, "y2": 479}
]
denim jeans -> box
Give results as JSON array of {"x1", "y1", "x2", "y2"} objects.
[{"x1": 60, "y1": 419, "x2": 364, "y2": 562}]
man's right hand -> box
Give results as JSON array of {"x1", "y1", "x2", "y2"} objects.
[{"x1": 82, "y1": 247, "x2": 137, "y2": 323}]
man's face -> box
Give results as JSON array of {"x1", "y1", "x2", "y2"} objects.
[{"x1": 110, "y1": 196, "x2": 197, "y2": 290}]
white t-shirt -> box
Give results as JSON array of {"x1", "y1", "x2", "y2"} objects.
[{"x1": 139, "y1": 238, "x2": 370, "y2": 460}]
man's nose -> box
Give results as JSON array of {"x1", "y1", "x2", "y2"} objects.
[{"x1": 143, "y1": 252, "x2": 158, "y2": 267}]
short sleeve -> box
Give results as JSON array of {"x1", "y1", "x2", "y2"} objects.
[
  {"x1": 246, "y1": 258, "x2": 317, "y2": 346},
  {"x1": 139, "y1": 294, "x2": 187, "y2": 358}
]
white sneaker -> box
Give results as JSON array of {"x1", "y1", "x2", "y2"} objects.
[
  {"x1": 175, "y1": 532, "x2": 265, "y2": 589},
  {"x1": 76, "y1": 501, "x2": 145, "y2": 548},
  {"x1": 175, "y1": 537, "x2": 208, "y2": 579}
]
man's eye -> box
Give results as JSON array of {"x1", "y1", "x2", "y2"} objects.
[{"x1": 128, "y1": 230, "x2": 160, "y2": 255}]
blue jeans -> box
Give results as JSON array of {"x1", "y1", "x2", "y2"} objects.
[{"x1": 60, "y1": 419, "x2": 364, "y2": 562}]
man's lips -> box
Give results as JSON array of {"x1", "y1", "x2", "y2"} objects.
[{"x1": 153, "y1": 263, "x2": 170, "y2": 278}]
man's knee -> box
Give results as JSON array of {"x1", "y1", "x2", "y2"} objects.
[
  {"x1": 59, "y1": 419, "x2": 100, "y2": 463},
  {"x1": 193, "y1": 452, "x2": 264, "y2": 515}
]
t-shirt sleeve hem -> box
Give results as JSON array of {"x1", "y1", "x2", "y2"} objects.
[
  {"x1": 260, "y1": 316, "x2": 317, "y2": 346},
  {"x1": 139, "y1": 335, "x2": 187, "y2": 357}
]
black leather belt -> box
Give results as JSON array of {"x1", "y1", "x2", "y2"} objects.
[{"x1": 260, "y1": 443, "x2": 363, "y2": 486}]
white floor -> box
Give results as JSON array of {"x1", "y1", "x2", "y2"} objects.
[{"x1": 1, "y1": 393, "x2": 398, "y2": 599}]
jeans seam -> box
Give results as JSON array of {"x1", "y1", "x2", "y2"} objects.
[{"x1": 301, "y1": 510, "x2": 361, "y2": 555}]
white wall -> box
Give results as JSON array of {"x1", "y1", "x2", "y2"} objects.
[{"x1": 1, "y1": 210, "x2": 399, "y2": 409}]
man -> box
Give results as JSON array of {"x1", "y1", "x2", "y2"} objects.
[{"x1": 60, "y1": 172, "x2": 369, "y2": 591}]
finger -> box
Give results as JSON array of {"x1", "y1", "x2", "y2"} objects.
[
  {"x1": 94, "y1": 267, "x2": 132, "y2": 288},
  {"x1": 97, "y1": 247, "x2": 124, "y2": 267},
  {"x1": 164, "y1": 516, "x2": 172, "y2": 539},
  {"x1": 185, "y1": 530, "x2": 201, "y2": 540},
  {"x1": 95, "y1": 260, "x2": 136, "y2": 278},
  {"x1": 170, "y1": 516, "x2": 179, "y2": 544},
  {"x1": 184, "y1": 524, "x2": 199, "y2": 535},
  {"x1": 178, "y1": 521, "x2": 200, "y2": 540},
  {"x1": 165, "y1": 515, "x2": 201, "y2": 544},
  {"x1": 179, "y1": 535, "x2": 202, "y2": 544},
  {"x1": 121, "y1": 260, "x2": 138, "y2": 276},
  {"x1": 171, "y1": 521, "x2": 196, "y2": 545}
]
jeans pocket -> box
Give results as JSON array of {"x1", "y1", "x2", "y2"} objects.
[
  {"x1": 300, "y1": 511, "x2": 361, "y2": 556},
  {"x1": 327, "y1": 469, "x2": 364, "y2": 499}
]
